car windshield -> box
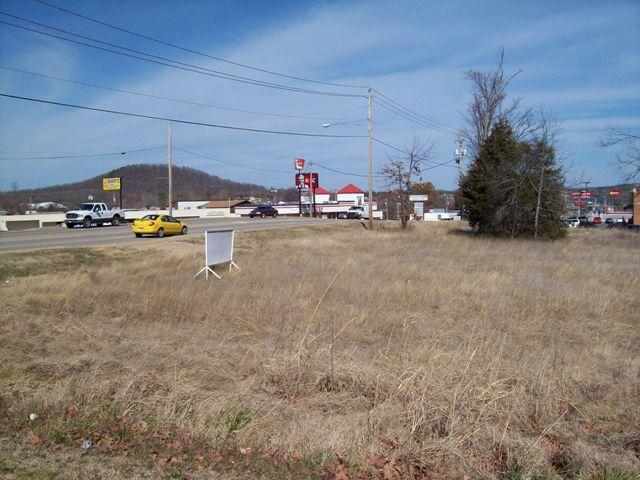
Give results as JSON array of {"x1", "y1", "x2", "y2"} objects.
[
  {"x1": 142, "y1": 215, "x2": 159, "y2": 220},
  {"x1": 79, "y1": 204, "x2": 94, "y2": 211}
]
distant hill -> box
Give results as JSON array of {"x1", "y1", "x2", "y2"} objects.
[{"x1": 0, "y1": 164, "x2": 270, "y2": 213}]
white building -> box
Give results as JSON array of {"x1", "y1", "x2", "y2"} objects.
[
  {"x1": 301, "y1": 186, "x2": 331, "y2": 204},
  {"x1": 313, "y1": 186, "x2": 331, "y2": 203},
  {"x1": 177, "y1": 200, "x2": 208, "y2": 210},
  {"x1": 336, "y1": 184, "x2": 365, "y2": 205}
]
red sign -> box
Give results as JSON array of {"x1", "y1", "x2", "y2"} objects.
[
  {"x1": 302, "y1": 172, "x2": 319, "y2": 189},
  {"x1": 295, "y1": 172, "x2": 319, "y2": 190},
  {"x1": 609, "y1": 190, "x2": 620, "y2": 197},
  {"x1": 295, "y1": 158, "x2": 305, "y2": 170},
  {"x1": 580, "y1": 191, "x2": 591, "y2": 199}
]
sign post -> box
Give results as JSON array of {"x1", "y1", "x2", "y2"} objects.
[
  {"x1": 295, "y1": 158, "x2": 304, "y2": 217},
  {"x1": 194, "y1": 229, "x2": 240, "y2": 280},
  {"x1": 310, "y1": 173, "x2": 318, "y2": 217},
  {"x1": 295, "y1": 172, "x2": 305, "y2": 216}
]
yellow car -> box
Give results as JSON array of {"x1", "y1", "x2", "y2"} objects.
[{"x1": 131, "y1": 214, "x2": 188, "y2": 238}]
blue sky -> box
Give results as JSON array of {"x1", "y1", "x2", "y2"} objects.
[{"x1": 0, "y1": 0, "x2": 639, "y2": 192}]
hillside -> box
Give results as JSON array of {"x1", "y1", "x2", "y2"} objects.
[
  {"x1": 0, "y1": 164, "x2": 270, "y2": 213},
  {"x1": 567, "y1": 183, "x2": 637, "y2": 208}
]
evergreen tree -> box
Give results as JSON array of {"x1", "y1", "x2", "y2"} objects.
[{"x1": 460, "y1": 119, "x2": 566, "y2": 239}]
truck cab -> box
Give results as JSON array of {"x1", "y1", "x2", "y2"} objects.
[{"x1": 65, "y1": 202, "x2": 123, "y2": 228}]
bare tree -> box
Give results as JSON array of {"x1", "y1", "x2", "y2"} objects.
[
  {"x1": 601, "y1": 129, "x2": 640, "y2": 181},
  {"x1": 461, "y1": 49, "x2": 540, "y2": 157},
  {"x1": 531, "y1": 113, "x2": 562, "y2": 238},
  {"x1": 381, "y1": 138, "x2": 433, "y2": 228}
]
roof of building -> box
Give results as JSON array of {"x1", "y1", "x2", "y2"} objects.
[
  {"x1": 314, "y1": 186, "x2": 330, "y2": 195},
  {"x1": 204, "y1": 199, "x2": 253, "y2": 209},
  {"x1": 337, "y1": 183, "x2": 364, "y2": 194}
]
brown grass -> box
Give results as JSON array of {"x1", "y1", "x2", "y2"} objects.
[{"x1": 1, "y1": 223, "x2": 639, "y2": 479}]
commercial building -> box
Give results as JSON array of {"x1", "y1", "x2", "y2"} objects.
[{"x1": 336, "y1": 184, "x2": 365, "y2": 205}]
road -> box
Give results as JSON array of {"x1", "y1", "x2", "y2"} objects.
[{"x1": 0, "y1": 217, "x2": 328, "y2": 253}]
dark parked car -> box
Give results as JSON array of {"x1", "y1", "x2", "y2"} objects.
[
  {"x1": 249, "y1": 205, "x2": 278, "y2": 218},
  {"x1": 578, "y1": 216, "x2": 593, "y2": 227}
]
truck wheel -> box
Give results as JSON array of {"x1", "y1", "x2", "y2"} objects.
[
  {"x1": 83, "y1": 217, "x2": 92, "y2": 228},
  {"x1": 135, "y1": 233, "x2": 142, "y2": 238},
  {"x1": 112, "y1": 215, "x2": 121, "y2": 226},
  {"x1": 273, "y1": 212, "x2": 278, "y2": 218},
  {"x1": 157, "y1": 228, "x2": 165, "y2": 238},
  {"x1": 181, "y1": 226, "x2": 188, "y2": 235}
]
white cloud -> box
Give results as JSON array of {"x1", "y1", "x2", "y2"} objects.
[{"x1": 0, "y1": 0, "x2": 638, "y2": 191}]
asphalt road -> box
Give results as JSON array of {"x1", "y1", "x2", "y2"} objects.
[{"x1": 0, "y1": 217, "x2": 329, "y2": 253}]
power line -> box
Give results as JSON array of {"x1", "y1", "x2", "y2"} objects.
[
  {"x1": 375, "y1": 96, "x2": 456, "y2": 134},
  {"x1": 372, "y1": 137, "x2": 459, "y2": 171},
  {"x1": 372, "y1": 137, "x2": 406, "y2": 154},
  {"x1": 32, "y1": 0, "x2": 369, "y2": 90},
  {"x1": 0, "y1": 65, "x2": 362, "y2": 122},
  {"x1": 423, "y1": 158, "x2": 458, "y2": 171},
  {"x1": 177, "y1": 146, "x2": 382, "y2": 179},
  {"x1": 0, "y1": 14, "x2": 366, "y2": 99},
  {"x1": 0, "y1": 145, "x2": 163, "y2": 161},
  {"x1": 309, "y1": 160, "x2": 386, "y2": 178},
  {"x1": 374, "y1": 89, "x2": 456, "y2": 131},
  {"x1": 373, "y1": 88, "x2": 457, "y2": 132},
  {"x1": 0, "y1": 92, "x2": 369, "y2": 138},
  {"x1": 175, "y1": 147, "x2": 290, "y2": 175},
  {"x1": 375, "y1": 97, "x2": 446, "y2": 131}
]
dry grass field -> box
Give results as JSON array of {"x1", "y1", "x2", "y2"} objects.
[{"x1": 0, "y1": 222, "x2": 639, "y2": 480}]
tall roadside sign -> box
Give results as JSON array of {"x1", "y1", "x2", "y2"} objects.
[
  {"x1": 634, "y1": 188, "x2": 639, "y2": 226},
  {"x1": 103, "y1": 177, "x2": 123, "y2": 209},
  {"x1": 294, "y1": 172, "x2": 319, "y2": 216},
  {"x1": 295, "y1": 158, "x2": 304, "y2": 216}
]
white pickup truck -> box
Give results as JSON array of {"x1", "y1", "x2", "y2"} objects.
[{"x1": 64, "y1": 202, "x2": 124, "y2": 228}]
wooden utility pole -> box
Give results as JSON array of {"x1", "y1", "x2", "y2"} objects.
[
  {"x1": 534, "y1": 163, "x2": 544, "y2": 239},
  {"x1": 367, "y1": 88, "x2": 374, "y2": 229},
  {"x1": 167, "y1": 123, "x2": 173, "y2": 216}
]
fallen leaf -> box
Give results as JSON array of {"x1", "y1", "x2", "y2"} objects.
[
  {"x1": 28, "y1": 431, "x2": 44, "y2": 446},
  {"x1": 65, "y1": 404, "x2": 79, "y2": 419},
  {"x1": 335, "y1": 463, "x2": 350, "y2": 480},
  {"x1": 368, "y1": 454, "x2": 387, "y2": 469}
]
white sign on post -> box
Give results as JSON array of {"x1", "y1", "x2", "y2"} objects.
[{"x1": 194, "y1": 229, "x2": 240, "y2": 280}]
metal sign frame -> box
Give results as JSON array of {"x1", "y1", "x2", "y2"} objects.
[{"x1": 194, "y1": 229, "x2": 240, "y2": 280}]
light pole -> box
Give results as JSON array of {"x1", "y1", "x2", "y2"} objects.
[
  {"x1": 321, "y1": 97, "x2": 374, "y2": 229},
  {"x1": 321, "y1": 119, "x2": 365, "y2": 129},
  {"x1": 367, "y1": 88, "x2": 374, "y2": 230},
  {"x1": 167, "y1": 122, "x2": 173, "y2": 216},
  {"x1": 455, "y1": 138, "x2": 466, "y2": 217}
]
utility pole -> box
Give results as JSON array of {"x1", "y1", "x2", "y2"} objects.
[
  {"x1": 534, "y1": 163, "x2": 545, "y2": 239},
  {"x1": 367, "y1": 88, "x2": 374, "y2": 230},
  {"x1": 580, "y1": 180, "x2": 591, "y2": 218},
  {"x1": 167, "y1": 122, "x2": 173, "y2": 216},
  {"x1": 455, "y1": 138, "x2": 466, "y2": 175},
  {"x1": 455, "y1": 138, "x2": 466, "y2": 217}
]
